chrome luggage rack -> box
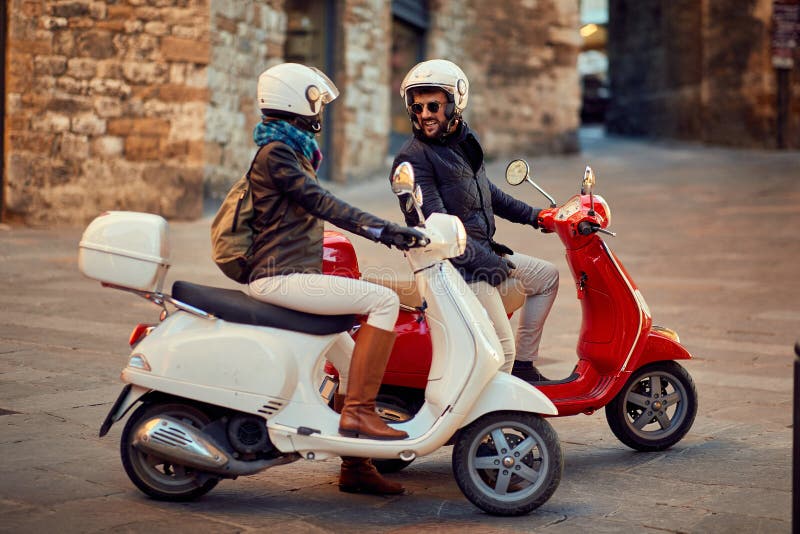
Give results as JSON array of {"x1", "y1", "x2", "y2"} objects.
[{"x1": 101, "y1": 282, "x2": 213, "y2": 320}]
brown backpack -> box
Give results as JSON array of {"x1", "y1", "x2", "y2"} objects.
[{"x1": 210, "y1": 148, "x2": 263, "y2": 283}]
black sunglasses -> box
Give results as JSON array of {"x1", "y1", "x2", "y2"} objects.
[{"x1": 410, "y1": 101, "x2": 444, "y2": 114}]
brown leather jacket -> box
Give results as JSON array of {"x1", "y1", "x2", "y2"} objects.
[{"x1": 248, "y1": 142, "x2": 387, "y2": 280}]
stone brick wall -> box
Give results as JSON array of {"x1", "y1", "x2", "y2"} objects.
[
  {"x1": 331, "y1": 0, "x2": 392, "y2": 183},
  {"x1": 606, "y1": 0, "x2": 800, "y2": 149},
  {"x1": 428, "y1": 0, "x2": 581, "y2": 158},
  {"x1": 206, "y1": 1, "x2": 285, "y2": 198},
  {"x1": 5, "y1": 0, "x2": 212, "y2": 225},
  {"x1": 3, "y1": 0, "x2": 582, "y2": 225},
  {"x1": 427, "y1": 0, "x2": 471, "y2": 67}
]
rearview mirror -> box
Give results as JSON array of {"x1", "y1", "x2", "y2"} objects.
[
  {"x1": 581, "y1": 166, "x2": 596, "y2": 195},
  {"x1": 392, "y1": 162, "x2": 426, "y2": 225},
  {"x1": 505, "y1": 159, "x2": 529, "y2": 186},
  {"x1": 391, "y1": 162, "x2": 415, "y2": 196},
  {"x1": 505, "y1": 158, "x2": 557, "y2": 208},
  {"x1": 582, "y1": 166, "x2": 596, "y2": 215}
]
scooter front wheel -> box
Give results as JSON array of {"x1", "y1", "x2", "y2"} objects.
[
  {"x1": 120, "y1": 401, "x2": 220, "y2": 501},
  {"x1": 605, "y1": 361, "x2": 698, "y2": 451},
  {"x1": 452, "y1": 411, "x2": 563, "y2": 516}
]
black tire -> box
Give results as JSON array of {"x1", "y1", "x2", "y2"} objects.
[
  {"x1": 120, "y1": 402, "x2": 220, "y2": 501},
  {"x1": 372, "y1": 394, "x2": 415, "y2": 474},
  {"x1": 605, "y1": 361, "x2": 698, "y2": 452},
  {"x1": 452, "y1": 411, "x2": 563, "y2": 516}
]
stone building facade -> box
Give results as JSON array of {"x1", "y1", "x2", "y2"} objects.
[
  {"x1": 3, "y1": 0, "x2": 581, "y2": 225},
  {"x1": 606, "y1": 0, "x2": 800, "y2": 149},
  {"x1": 428, "y1": 1, "x2": 581, "y2": 155}
]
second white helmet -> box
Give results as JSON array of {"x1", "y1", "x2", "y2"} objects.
[
  {"x1": 400, "y1": 59, "x2": 469, "y2": 118},
  {"x1": 257, "y1": 63, "x2": 339, "y2": 117}
]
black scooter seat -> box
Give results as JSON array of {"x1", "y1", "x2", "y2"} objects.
[{"x1": 171, "y1": 281, "x2": 357, "y2": 335}]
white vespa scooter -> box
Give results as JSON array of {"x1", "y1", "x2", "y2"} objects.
[{"x1": 81, "y1": 163, "x2": 563, "y2": 516}]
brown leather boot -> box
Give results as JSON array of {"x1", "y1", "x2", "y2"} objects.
[
  {"x1": 338, "y1": 324, "x2": 408, "y2": 440},
  {"x1": 339, "y1": 457, "x2": 405, "y2": 495},
  {"x1": 333, "y1": 392, "x2": 346, "y2": 414},
  {"x1": 334, "y1": 393, "x2": 405, "y2": 494}
]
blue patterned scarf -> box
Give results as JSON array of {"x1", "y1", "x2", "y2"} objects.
[{"x1": 253, "y1": 118, "x2": 323, "y2": 171}]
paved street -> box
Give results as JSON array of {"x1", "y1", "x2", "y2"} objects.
[{"x1": 1, "y1": 128, "x2": 798, "y2": 532}]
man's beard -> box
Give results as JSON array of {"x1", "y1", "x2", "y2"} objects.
[{"x1": 419, "y1": 117, "x2": 448, "y2": 138}]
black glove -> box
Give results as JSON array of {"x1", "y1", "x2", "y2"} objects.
[
  {"x1": 533, "y1": 209, "x2": 553, "y2": 234},
  {"x1": 379, "y1": 223, "x2": 427, "y2": 251},
  {"x1": 487, "y1": 256, "x2": 515, "y2": 286},
  {"x1": 490, "y1": 241, "x2": 514, "y2": 257}
]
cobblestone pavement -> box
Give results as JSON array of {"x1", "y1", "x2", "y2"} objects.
[{"x1": 1, "y1": 129, "x2": 798, "y2": 532}]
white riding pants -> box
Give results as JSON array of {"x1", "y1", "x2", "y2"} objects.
[{"x1": 248, "y1": 273, "x2": 400, "y2": 393}]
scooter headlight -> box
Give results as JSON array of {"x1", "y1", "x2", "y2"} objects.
[{"x1": 424, "y1": 213, "x2": 467, "y2": 259}]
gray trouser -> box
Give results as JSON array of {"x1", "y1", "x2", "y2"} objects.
[{"x1": 468, "y1": 253, "x2": 559, "y2": 373}]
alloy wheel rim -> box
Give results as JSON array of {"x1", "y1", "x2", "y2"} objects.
[
  {"x1": 623, "y1": 370, "x2": 688, "y2": 439},
  {"x1": 467, "y1": 421, "x2": 548, "y2": 502}
]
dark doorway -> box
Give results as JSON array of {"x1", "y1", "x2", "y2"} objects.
[
  {"x1": 390, "y1": 1, "x2": 428, "y2": 154},
  {"x1": 285, "y1": 0, "x2": 338, "y2": 181},
  {"x1": 578, "y1": 1, "x2": 609, "y2": 126}
]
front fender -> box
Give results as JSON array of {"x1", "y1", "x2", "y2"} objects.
[
  {"x1": 634, "y1": 329, "x2": 693, "y2": 369},
  {"x1": 458, "y1": 373, "x2": 558, "y2": 428}
]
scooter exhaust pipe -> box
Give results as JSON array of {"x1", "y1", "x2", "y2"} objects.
[{"x1": 132, "y1": 416, "x2": 298, "y2": 476}]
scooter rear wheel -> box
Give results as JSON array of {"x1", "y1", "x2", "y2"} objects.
[
  {"x1": 120, "y1": 401, "x2": 220, "y2": 501},
  {"x1": 452, "y1": 411, "x2": 563, "y2": 516},
  {"x1": 605, "y1": 361, "x2": 698, "y2": 451}
]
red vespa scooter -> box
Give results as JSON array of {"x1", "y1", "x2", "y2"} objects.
[{"x1": 322, "y1": 161, "x2": 698, "y2": 470}]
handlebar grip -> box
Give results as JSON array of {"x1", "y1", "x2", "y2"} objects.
[
  {"x1": 393, "y1": 234, "x2": 409, "y2": 247},
  {"x1": 577, "y1": 221, "x2": 599, "y2": 235},
  {"x1": 394, "y1": 233, "x2": 429, "y2": 248},
  {"x1": 411, "y1": 234, "x2": 430, "y2": 247}
]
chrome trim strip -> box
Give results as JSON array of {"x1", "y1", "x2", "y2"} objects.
[
  {"x1": 432, "y1": 263, "x2": 482, "y2": 410},
  {"x1": 163, "y1": 295, "x2": 214, "y2": 319},
  {"x1": 600, "y1": 241, "x2": 643, "y2": 372}
]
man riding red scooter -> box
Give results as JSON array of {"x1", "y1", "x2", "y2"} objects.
[
  {"x1": 322, "y1": 61, "x2": 696, "y2": 471},
  {"x1": 321, "y1": 160, "x2": 698, "y2": 472},
  {"x1": 388, "y1": 59, "x2": 560, "y2": 384}
]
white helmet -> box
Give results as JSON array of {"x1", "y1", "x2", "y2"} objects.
[
  {"x1": 257, "y1": 63, "x2": 339, "y2": 120},
  {"x1": 400, "y1": 59, "x2": 469, "y2": 118}
]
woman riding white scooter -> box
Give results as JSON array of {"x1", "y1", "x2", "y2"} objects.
[
  {"x1": 246, "y1": 63, "x2": 425, "y2": 495},
  {"x1": 83, "y1": 164, "x2": 564, "y2": 515}
]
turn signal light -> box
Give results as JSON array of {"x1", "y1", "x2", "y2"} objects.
[
  {"x1": 652, "y1": 325, "x2": 680, "y2": 343},
  {"x1": 128, "y1": 323, "x2": 155, "y2": 347}
]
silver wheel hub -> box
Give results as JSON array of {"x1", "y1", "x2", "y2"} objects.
[{"x1": 502, "y1": 456, "x2": 515, "y2": 468}]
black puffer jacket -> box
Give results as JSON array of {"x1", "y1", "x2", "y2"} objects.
[
  {"x1": 249, "y1": 142, "x2": 387, "y2": 280},
  {"x1": 391, "y1": 123, "x2": 540, "y2": 285}
]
